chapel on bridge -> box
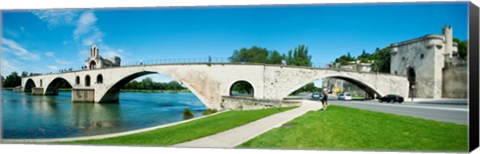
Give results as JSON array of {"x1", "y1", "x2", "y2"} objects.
[{"x1": 84, "y1": 45, "x2": 121, "y2": 69}]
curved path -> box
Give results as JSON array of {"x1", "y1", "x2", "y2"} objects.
[{"x1": 173, "y1": 100, "x2": 323, "y2": 148}]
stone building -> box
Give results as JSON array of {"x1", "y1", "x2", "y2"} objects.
[
  {"x1": 322, "y1": 60, "x2": 373, "y2": 97},
  {"x1": 331, "y1": 60, "x2": 373, "y2": 73},
  {"x1": 85, "y1": 45, "x2": 121, "y2": 69},
  {"x1": 390, "y1": 26, "x2": 466, "y2": 98}
]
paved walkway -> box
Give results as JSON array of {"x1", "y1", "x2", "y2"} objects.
[{"x1": 173, "y1": 100, "x2": 323, "y2": 148}]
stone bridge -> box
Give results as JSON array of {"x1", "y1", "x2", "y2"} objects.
[{"x1": 21, "y1": 63, "x2": 409, "y2": 109}]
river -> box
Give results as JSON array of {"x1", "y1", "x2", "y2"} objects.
[{"x1": 1, "y1": 89, "x2": 206, "y2": 139}]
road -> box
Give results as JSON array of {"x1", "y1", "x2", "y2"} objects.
[{"x1": 305, "y1": 97, "x2": 468, "y2": 125}]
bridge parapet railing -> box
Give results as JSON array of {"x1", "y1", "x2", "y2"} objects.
[{"x1": 23, "y1": 57, "x2": 402, "y2": 77}]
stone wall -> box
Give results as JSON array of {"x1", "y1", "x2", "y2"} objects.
[
  {"x1": 442, "y1": 65, "x2": 467, "y2": 98},
  {"x1": 221, "y1": 96, "x2": 301, "y2": 110},
  {"x1": 32, "y1": 88, "x2": 44, "y2": 95},
  {"x1": 390, "y1": 36, "x2": 445, "y2": 98},
  {"x1": 72, "y1": 89, "x2": 95, "y2": 102}
]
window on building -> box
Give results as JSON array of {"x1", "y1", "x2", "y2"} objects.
[
  {"x1": 85, "y1": 75, "x2": 91, "y2": 87},
  {"x1": 436, "y1": 45, "x2": 443, "y2": 50},
  {"x1": 75, "y1": 76, "x2": 80, "y2": 85},
  {"x1": 97, "y1": 74, "x2": 103, "y2": 84}
]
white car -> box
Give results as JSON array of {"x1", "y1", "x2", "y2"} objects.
[
  {"x1": 311, "y1": 92, "x2": 321, "y2": 100},
  {"x1": 338, "y1": 93, "x2": 352, "y2": 101}
]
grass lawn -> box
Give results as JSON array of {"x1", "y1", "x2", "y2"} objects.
[
  {"x1": 239, "y1": 105, "x2": 467, "y2": 152},
  {"x1": 65, "y1": 107, "x2": 294, "y2": 146}
]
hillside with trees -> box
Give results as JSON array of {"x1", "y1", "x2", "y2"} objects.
[{"x1": 334, "y1": 47, "x2": 391, "y2": 73}]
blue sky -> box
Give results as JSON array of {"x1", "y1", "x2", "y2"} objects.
[{"x1": 1, "y1": 2, "x2": 469, "y2": 83}]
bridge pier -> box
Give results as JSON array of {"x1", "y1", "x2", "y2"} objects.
[
  {"x1": 31, "y1": 88, "x2": 44, "y2": 95},
  {"x1": 72, "y1": 89, "x2": 95, "y2": 102}
]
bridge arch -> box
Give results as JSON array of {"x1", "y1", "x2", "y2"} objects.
[
  {"x1": 282, "y1": 73, "x2": 383, "y2": 99},
  {"x1": 229, "y1": 80, "x2": 254, "y2": 97},
  {"x1": 24, "y1": 78, "x2": 36, "y2": 93},
  {"x1": 97, "y1": 70, "x2": 213, "y2": 108},
  {"x1": 45, "y1": 77, "x2": 73, "y2": 95},
  {"x1": 325, "y1": 75, "x2": 382, "y2": 99}
]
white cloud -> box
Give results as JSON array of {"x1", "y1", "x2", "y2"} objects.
[
  {"x1": 45, "y1": 51, "x2": 55, "y2": 57},
  {"x1": 44, "y1": 51, "x2": 72, "y2": 65},
  {"x1": 55, "y1": 59, "x2": 71, "y2": 65},
  {"x1": 73, "y1": 10, "x2": 98, "y2": 41},
  {"x1": 31, "y1": 10, "x2": 80, "y2": 28},
  {"x1": 47, "y1": 65, "x2": 59, "y2": 71},
  {"x1": 100, "y1": 45, "x2": 124, "y2": 58},
  {"x1": 2, "y1": 37, "x2": 40, "y2": 60},
  {"x1": 1, "y1": 58, "x2": 21, "y2": 76},
  {"x1": 32, "y1": 10, "x2": 126, "y2": 65},
  {"x1": 81, "y1": 29, "x2": 103, "y2": 46},
  {"x1": 4, "y1": 29, "x2": 19, "y2": 38}
]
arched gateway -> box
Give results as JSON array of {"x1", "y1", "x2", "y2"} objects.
[{"x1": 21, "y1": 64, "x2": 409, "y2": 110}]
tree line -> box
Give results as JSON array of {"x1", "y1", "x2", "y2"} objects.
[
  {"x1": 1, "y1": 71, "x2": 30, "y2": 88},
  {"x1": 334, "y1": 47, "x2": 391, "y2": 73},
  {"x1": 229, "y1": 44, "x2": 312, "y2": 66},
  {"x1": 122, "y1": 77, "x2": 186, "y2": 91}
]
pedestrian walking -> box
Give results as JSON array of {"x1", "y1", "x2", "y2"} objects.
[{"x1": 322, "y1": 91, "x2": 328, "y2": 110}]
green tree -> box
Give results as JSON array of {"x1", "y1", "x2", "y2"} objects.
[
  {"x1": 453, "y1": 38, "x2": 467, "y2": 60},
  {"x1": 229, "y1": 46, "x2": 270, "y2": 63},
  {"x1": 268, "y1": 51, "x2": 284, "y2": 64},
  {"x1": 291, "y1": 82, "x2": 323, "y2": 95},
  {"x1": 142, "y1": 77, "x2": 154, "y2": 90},
  {"x1": 3, "y1": 72, "x2": 22, "y2": 87},
  {"x1": 357, "y1": 50, "x2": 371, "y2": 63},
  {"x1": 335, "y1": 52, "x2": 356, "y2": 65},
  {"x1": 286, "y1": 45, "x2": 312, "y2": 66},
  {"x1": 21, "y1": 71, "x2": 29, "y2": 77},
  {"x1": 370, "y1": 47, "x2": 391, "y2": 73}
]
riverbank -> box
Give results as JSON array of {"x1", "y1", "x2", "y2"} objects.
[
  {"x1": 2, "y1": 107, "x2": 294, "y2": 145},
  {"x1": 62, "y1": 107, "x2": 294, "y2": 145}
]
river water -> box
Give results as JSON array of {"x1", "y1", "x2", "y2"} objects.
[{"x1": 1, "y1": 90, "x2": 206, "y2": 139}]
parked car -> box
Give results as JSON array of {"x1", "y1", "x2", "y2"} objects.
[
  {"x1": 378, "y1": 94, "x2": 404, "y2": 103},
  {"x1": 338, "y1": 93, "x2": 352, "y2": 101},
  {"x1": 311, "y1": 92, "x2": 321, "y2": 100}
]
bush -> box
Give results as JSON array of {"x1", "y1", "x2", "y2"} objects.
[
  {"x1": 202, "y1": 108, "x2": 218, "y2": 115},
  {"x1": 183, "y1": 109, "x2": 195, "y2": 120}
]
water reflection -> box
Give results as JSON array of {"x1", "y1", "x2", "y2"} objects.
[
  {"x1": 2, "y1": 90, "x2": 206, "y2": 139},
  {"x1": 71, "y1": 103, "x2": 121, "y2": 130}
]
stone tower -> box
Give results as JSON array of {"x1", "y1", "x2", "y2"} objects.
[
  {"x1": 443, "y1": 25, "x2": 454, "y2": 58},
  {"x1": 390, "y1": 26, "x2": 458, "y2": 99}
]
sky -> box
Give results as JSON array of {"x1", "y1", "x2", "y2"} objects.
[{"x1": 1, "y1": 2, "x2": 469, "y2": 83}]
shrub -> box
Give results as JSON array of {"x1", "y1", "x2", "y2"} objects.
[
  {"x1": 202, "y1": 108, "x2": 218, "y2": 115},
  {"x1": 183, "y1": 109, "x2": 195, "y2": 120}
]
